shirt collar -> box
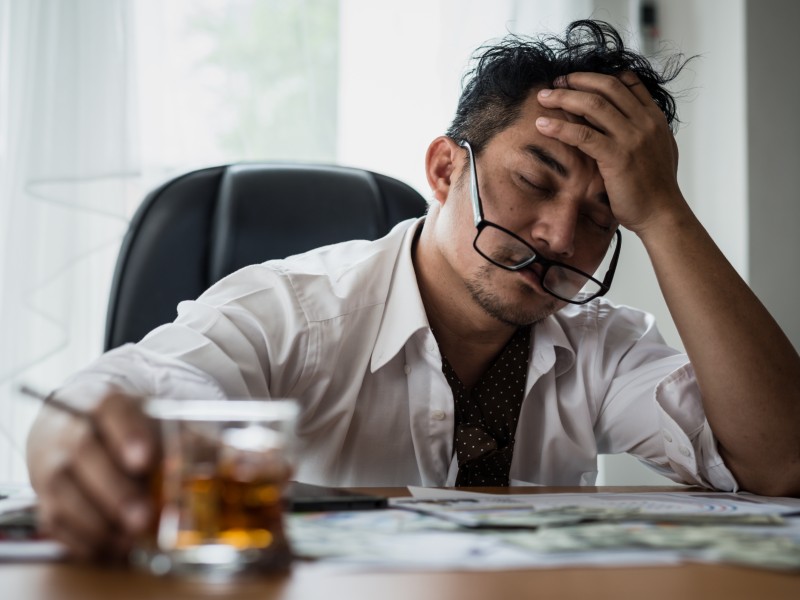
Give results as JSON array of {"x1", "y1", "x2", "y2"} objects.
[
  {"x1": 530, "y1": 313, "x2": 576, "y2": 380},
  {"x1": 370, "y1": 217, "x2": 578, "y2": 380},
  {"x1": 370, "y1": 218, "x2": 429, "y2": 372}
]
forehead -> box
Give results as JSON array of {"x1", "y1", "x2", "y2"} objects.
[{"x1": 486, "y1": 88, "x2": 595, "y2": 171}]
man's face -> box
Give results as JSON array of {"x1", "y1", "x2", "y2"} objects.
[{"x1": 441, "y1": 89, "x2": 618, "y2": 326}]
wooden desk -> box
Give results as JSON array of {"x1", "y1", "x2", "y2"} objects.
[{"x1": 3, "y1": 487, "x2": 799, "y2": 600}]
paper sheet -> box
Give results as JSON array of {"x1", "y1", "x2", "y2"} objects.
[
  {"x1": 390, "y1": 487, "x2": 800, "y2": 529},
  {"x1": 0, "y1": 484, "x2": 66, "y2": 562},
  {"x1": 402, "y1": 486, "x2": 800, "y2": 515}
]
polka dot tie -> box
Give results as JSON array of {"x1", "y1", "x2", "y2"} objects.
[{"x1": 441, "y1": 326, "x2": 532, "y2": 487}]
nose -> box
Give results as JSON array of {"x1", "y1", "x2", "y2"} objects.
[{"x1": 529, "y1": 201, "x2": 577, "y2": 259}]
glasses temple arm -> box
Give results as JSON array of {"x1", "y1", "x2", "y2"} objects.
[
  {"x1": 601, "y1": 229, "x2": 623, "y2": 287},
  {"x1": 458, "y1": 140, "x2": 484, "y2": 227}
]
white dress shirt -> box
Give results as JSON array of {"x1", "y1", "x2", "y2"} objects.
[{"x1": 71, "y1": 218, "x2": 737, "y2": 490}]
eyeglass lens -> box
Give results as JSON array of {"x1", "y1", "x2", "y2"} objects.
[{"x1": 474, "y1": 225, "x2": 606, "y2": 302}]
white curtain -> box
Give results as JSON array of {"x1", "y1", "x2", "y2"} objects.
[
  {"x1": 0, "y1": 0, "x2": 592, "y2": 482},
  {"x1": 0, "y1": 0, "x2": 140, "y2": 481}
]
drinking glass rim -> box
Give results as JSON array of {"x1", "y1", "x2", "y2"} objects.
[{"x1": 144, "y1": 398, "x2": 299, "y2": 422}]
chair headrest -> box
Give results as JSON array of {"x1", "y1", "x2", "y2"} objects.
[{"x1": 104, "y1": 162, "x2": 427, "y2": 350}]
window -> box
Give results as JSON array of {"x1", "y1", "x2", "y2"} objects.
[{"x1": 0, "y1": 0, "x2": 591, "y2": 482}]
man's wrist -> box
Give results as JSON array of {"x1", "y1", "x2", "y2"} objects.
[{"x1": 629, "y1": 194, "x2": 697, "y2": 245}]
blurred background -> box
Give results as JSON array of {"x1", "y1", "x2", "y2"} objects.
[{"x1": 1, "y1": 0, "x2": 797, "y2": 484}]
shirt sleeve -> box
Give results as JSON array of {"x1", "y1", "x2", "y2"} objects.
[
  {"x1": 148, "y1": 263, "x2": 313, "y2": 398},
  {"x1": 62, "y1": 263, "x2": 311, "y2": 402},
  {"x1": 590, "y1": 302, "x2": 739, "y2": 491},
  {"x1": 654, "y1": 362, "x2": 739, "y2": 491},
  {"x1": 61, "y1": 343, "x2": 229, "y2": 400}
]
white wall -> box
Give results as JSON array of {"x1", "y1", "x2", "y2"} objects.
[{"x1": 746, "y1": 0, "x2": 800, "y2": 354}]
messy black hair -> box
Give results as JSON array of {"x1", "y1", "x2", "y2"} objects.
[{"x1": 445, "y1": 20, "x2": 690, "y2": 153}]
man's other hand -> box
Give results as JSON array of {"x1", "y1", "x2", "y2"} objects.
[{"x1": 25, "y1": 383, "x2": 157, "y2": 561}]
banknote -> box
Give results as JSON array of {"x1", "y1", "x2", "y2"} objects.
[{"x1": 497, "y1": 522, "x2": 800, "y2": 570}]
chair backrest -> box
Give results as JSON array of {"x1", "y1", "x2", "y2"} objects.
[{"x1": 104, "y1": 163, "x2": 428, "y2": 350}]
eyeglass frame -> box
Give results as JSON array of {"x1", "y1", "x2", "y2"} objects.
[{"x1": 458, "y1": 139, "x2": 622, "y2": 305}]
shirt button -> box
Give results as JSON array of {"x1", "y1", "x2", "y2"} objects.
[
  {"x1": 662, "y1": 429, "x2": 673, "y2": 443},
  {"x1": 404, "y1": 364, "x2": 411, "y2": 375},
  {"x1": 431, "y1": 410, "x2": 445, "y2": 421},
  {"x1": 679, "y1": 445, "x2": 692, "y2": 457}
]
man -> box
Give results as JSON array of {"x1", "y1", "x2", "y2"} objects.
[{"x1": 26, "y1": 20, "x2": 800, "y2": 559}]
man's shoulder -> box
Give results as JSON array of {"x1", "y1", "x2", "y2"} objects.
[
  {"x1": 545, "y1": 297, "x2": 677, "y2": 376},
  {"x1": 206, "y1": 218, "x2": 418, "y2": 322},
  {"x1": 281, "y1": 218, "x2": 412, "y2": 276},
  {"x1": 552, "y1": 296, "x2": 660, "y2": 340}
]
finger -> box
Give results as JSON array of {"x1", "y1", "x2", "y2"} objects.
[
  {"x1": 45, "y1": 522, "x2": 95, "y2": 562},
  {"x1": 53, "y1": 525, "x2": 131, "y2": 564},
  {"x1": 616, "y1": 71, "x2": 655, "y2": 106},
  {"x1": 534, "y1": 116, "x2": 612, "y2": 161},
  {"x1": 554, "y1": 72, "x2": 645, "y2": 116},
  {"x1": 107, "y1": 533, "x2": 138, "y2": 563},
  {"x1": 93, "y1": 392, "x2": 158, "y2": 475},
  {"x1": 537, "y1": 87, "x2": 631, "y2": 136},
  {"x1": 616, "y1": 71, "x2": 674, "y2": 128},
  {"x1": 69, "y1": 429, "x2": 152, "y2": 535},
  {"x1": 38, "y1": 472, "x2": 118, "y2": 559}
]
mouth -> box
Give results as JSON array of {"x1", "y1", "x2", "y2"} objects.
[{"x1": 516, "y1": 265, "x2": 548, "y2": 296}]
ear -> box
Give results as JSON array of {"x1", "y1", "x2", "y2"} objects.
[{"x1": 425, "y1": 136, "x2": 460, "y2": 206}]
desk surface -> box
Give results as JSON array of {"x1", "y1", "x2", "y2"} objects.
[{"x1": 3, "y1": 487, "x2": 800, "y2": 600}]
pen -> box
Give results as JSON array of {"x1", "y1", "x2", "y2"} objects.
[{"x1": 17, "y1": 384, "x2": 90, "y2": 420}]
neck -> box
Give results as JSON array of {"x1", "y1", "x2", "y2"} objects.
[{"x1": 413, "y1": 218, "x2": 517, "y2": 387}]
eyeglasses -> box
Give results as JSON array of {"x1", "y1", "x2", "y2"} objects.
[{"x1": 459, "y1": 140, "x2": 621, "y2": 305}]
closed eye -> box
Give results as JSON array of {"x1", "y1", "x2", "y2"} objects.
[
  {"x1": 519, "y1": 175, "x2": 553, "y2": 197},
  {"x1": 581, "y1": 212, "x2": 614, "y2": 232}
]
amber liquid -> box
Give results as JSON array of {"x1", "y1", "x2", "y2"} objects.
[
  {"x1": 141, "y1": 468, "x2": 291, "y2": 572},
  {"x1": 174, "y1": 474, "x2": 285, "y2": 551}
]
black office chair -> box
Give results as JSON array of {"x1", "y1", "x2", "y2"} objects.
[{"x1": 104, "y1": 163, "x2": 428, "y2": 350}]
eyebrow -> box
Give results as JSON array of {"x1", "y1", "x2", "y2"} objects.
[
  {"x1": 524, "y1": 145, "x2": 568, "y2": 178},
  {"x1": 525, "y1": 144, "x2": 610, "y2": 208}
]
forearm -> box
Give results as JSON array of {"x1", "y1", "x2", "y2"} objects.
[{"x1": 638, "y1": 199, "x2": 800, "y2": 495}]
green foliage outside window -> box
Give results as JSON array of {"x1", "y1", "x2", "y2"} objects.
[{"x1": 187, "y1": 0, "x2": 339, "y2": 163}]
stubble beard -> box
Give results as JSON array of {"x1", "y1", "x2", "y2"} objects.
[{"x1": 464, "y1": 264, "x2": 561, "y2": 327}]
